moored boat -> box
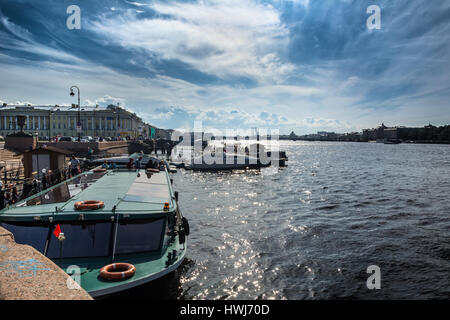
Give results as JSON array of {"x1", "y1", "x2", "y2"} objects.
[
  {"x1": 184, "y1": 153, "x2": 269, "y2": 171},
  {"x1": 384, "y1": 139, "x2": 402, "y2": 144},
  {"x1": 0, "y1": 164, "x2": 189, "y2": 298}
]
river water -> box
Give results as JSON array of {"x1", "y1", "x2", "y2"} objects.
[{"x1": 128, "y1": 141, "x2": 450, "y2": 300}]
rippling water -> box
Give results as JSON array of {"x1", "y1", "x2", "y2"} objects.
[{"x1": 123, "y1": 141, "x2": 450, "y2": 300}]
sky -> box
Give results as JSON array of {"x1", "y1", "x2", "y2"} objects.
[{"x1": 0, "y1": 0, "x2": 449, "y2": 134}]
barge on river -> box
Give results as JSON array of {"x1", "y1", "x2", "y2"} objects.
[{"x1": 0, "y1": 165, "x2": 189, "y2": 298}]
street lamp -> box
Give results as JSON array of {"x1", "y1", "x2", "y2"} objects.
[{"x1": 70, "y1": 86, "x2": 81, "y2": 142}]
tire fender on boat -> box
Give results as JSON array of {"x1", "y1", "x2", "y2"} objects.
[
  {"x1": 182, "y1": 217, "x2": 190, "y2": 236},
  {"x1": 179, "y1": 229, "x2": 186, "y2": 244}
]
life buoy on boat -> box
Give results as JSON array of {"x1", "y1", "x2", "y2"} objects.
[
  {"x1": 74, "y1": 200, "x2": 105, "y2": 210},
  {"x1": 99, "y1": 263, "x2": 136, "y2": 281},
  {"x1": 146, "y1": 168, "x2": 160, "y2": 173},
  {"x1": 93, "y1": 168, "x2": 107, "y2": 173}
]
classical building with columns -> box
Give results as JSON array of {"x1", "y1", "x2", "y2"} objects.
[{"x1": 0, "y1": 104, "x2": 153, "y2": 139}]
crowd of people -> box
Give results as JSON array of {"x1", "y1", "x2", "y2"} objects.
[
  {"x1": 101, "y1": 160, "x2": 118, "y2": 169},
  {"x1": 126, "y1": 156, "x2": 163, "y2": 170},
  {"x1": 0, "y1": 179, "x2": 19, "y2": 209},
  {"x1": 143, "y1": 139, "x2": 176, "y2": 156}
]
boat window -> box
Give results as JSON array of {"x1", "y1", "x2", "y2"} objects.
[
  {"x1": 115, "y1": 219, "x2": 165, "y2": 255},
  {"x1": 22, "y1": 173, "x2": 106, "y2": 207},
  {"x1": 46, "y1": 222, "x2": 111, "y2": 259},
  {"x1": 0, "y1": 222, "x2": 49, "y2": 253}
]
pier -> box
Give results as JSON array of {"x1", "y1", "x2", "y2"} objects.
[{"x1": 0, "y1": 226, "x2": 92, "y2": 300}]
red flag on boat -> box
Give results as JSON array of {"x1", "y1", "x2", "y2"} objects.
[{"x1": 53, "y1": 224, "x2": 61, "y2": 238}]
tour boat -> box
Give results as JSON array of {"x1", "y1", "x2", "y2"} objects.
[
  {"x1": 183, "y1": 142, "x2": 287, "y2": 171},
  {"x1": 184, "y1": 153, "x2": 270, "y2": 171},
  {"x1": 0, "y1": 165, "x2": 189, "y2": 298}
]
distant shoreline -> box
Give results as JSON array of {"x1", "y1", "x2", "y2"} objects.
[{"x1": 279, "y1": 139, "x2": 450, "y2": 145}]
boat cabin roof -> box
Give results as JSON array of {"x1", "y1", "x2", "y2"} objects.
[
  {"x1": 0, "y1": 169, "x2": 176, "y2": 223},
  {"x1": 93, "y1": 153, "x2": 158, "y2": 163}
]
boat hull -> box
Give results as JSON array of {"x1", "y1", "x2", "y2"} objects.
[
  {"x1": 88, "y1": 244, "x2": 186, "y2": 298},
  {"x1": 186, "y1": 163, "x2": 270, "y2": 171},
  {"x1": 58, "y1": 238, "x2": 187, "y2": 298}
]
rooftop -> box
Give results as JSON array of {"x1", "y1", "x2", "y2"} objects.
[
  {"x1": 0, "y1": 105, "x2": 143, "y2": 120},
  {"x1": 1, "y1": 104, "x2": 110, "y2": 112}
]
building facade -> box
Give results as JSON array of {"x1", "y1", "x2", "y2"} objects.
[
  {"x1": 361, "y1": 123, "x2": 388, "y2": 141},
  {"x1": 0, "y1": 104, "x2": 152, "y2": 139}
]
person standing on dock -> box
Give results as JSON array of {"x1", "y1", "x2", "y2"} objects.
[
  {"x1": 41, "y1": 169, "x2": 47, "y2": 191},
  {"x1": 159, "y1": 160, "x2": 165, "y2": 171},
  {"x1": 135, "y1": 156, "x2": 143, "y2": 169},
  {"x1": 0, "y1": 180, "x2": 4, "y2": 210},
  {"x1": 87, "y1": 147, "x2": 94, "y2": 161},
  {"x1": 127, "y1": 158, "x2": 135, "y2": 169},
  {"x1": 70, "y1": 156, "x2": 80, "y2": 177}
]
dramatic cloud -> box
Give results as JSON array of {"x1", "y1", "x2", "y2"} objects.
[
  {"x1": 88, "y1": 0, "x2": 295, "y2": 84},
  {"x1": 0, "y1": 0, "x2": 449, "y2": 134}
]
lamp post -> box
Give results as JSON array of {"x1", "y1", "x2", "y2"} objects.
[{"x1": 70, "y1": 86, "x2": 81, "y2": 142}]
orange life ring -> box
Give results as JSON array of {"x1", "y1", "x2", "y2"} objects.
[
  {"x1": 74, "y1": 200, "x2": 105, "y2": 211},
  {"x1": 93, "y1": 168, "x2": 107, "y2": 173},
  {"x1": 99, "y1": 263, "x2": 136, "y2": 281}
]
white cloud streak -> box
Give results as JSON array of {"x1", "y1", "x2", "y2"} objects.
[{"x1": 89, "y1": 0, "x2": 295, "y2": 84}]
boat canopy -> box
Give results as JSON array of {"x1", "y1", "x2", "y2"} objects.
[
  {"x1": 93, "y1": 153, "x2": 159, "y2": 164},
  {"x1": 0, "y1": 169, "x2": 176, "y2": 222}
]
